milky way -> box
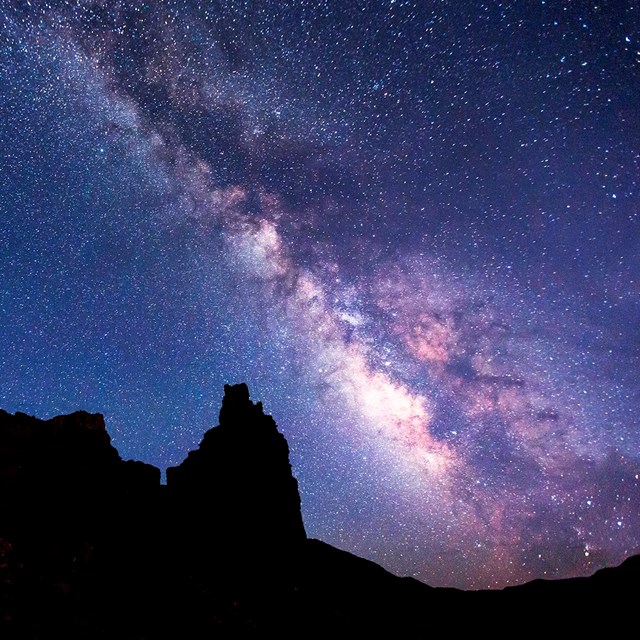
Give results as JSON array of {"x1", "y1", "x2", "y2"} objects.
[{"x1": 1, "y1": 1, "x2": 639, "y2": 588}]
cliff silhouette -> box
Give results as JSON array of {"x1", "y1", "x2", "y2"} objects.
[{"x1": 1, "y1": 383, "x2": 637, "y2": 636}]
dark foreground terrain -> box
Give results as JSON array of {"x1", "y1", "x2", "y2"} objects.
[{"x1": 1, "y1": 384, "x2": 637, "y2": 637}]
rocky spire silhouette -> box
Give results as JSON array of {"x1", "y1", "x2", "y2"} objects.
[{"x1": 166, "y1": 383, "x2": 307, "y2": 552}]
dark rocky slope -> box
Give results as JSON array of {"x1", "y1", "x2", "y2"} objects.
[{"x1": 0, "y1": 384, "x2": 637, "y2": 636}]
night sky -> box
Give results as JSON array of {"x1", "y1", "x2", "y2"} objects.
[{"x1": 1, "y1": 1, "x2": 639, "y2": 589}]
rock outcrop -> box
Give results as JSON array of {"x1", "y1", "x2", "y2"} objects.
[
  {"x1": 0, "y1": 408, "x2": 160, "y2": 538},
  {"x1": 166, "y1": 383, "x2": 306, "y2": 557}
]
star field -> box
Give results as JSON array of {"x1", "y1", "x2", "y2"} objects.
[{"x1": 1, "y1": 1, "x2": 639, "y2": 589}]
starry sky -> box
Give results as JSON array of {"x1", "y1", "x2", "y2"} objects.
[{"x1": 1, "y1": 1, "x2": 639, "y2": 589}]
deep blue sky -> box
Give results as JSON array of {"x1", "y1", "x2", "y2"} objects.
[{"x1": 1, "y1": 1, "x2": 639, "y2": 589}]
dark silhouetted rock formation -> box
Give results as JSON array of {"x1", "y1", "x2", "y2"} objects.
[
  {"x1": 0, "y1": 386, "x2": 638, "y2": 637},
  {"x1": 0, "y1": 408, "x2": 161, "y2": 548},
  {"x1": 166, "y1": 383, "x2": 306, "y2": 560},
  {"x1": 0, "y1": 408, "x2": 163, "y2": 637}
]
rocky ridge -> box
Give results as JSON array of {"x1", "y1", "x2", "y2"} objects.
[{"x1": 0, "y1": 383, "x2": 637, "y2": 636}]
